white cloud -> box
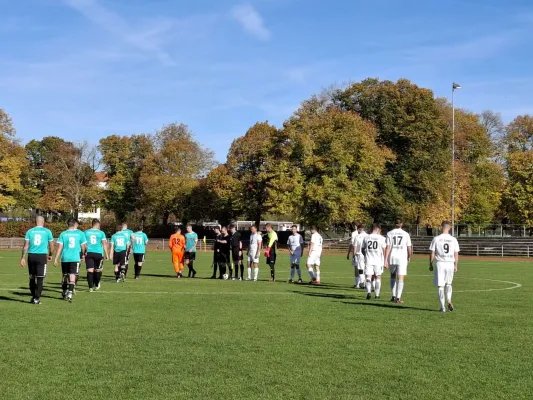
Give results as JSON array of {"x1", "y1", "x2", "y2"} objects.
[
  {"x1": 231, "y1": 3, "x2": 271, "y2": 41},
  {"x1": 63, "y1": 0, "x2": 175, "y2": 65}
]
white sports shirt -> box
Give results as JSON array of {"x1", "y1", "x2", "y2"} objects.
[
  {"x1": 310, "y1": 232, "x2": 323, "y2": 253},
  {"x1": 429, "y1": 234, "x2": 460, "y2": 263},
  {"x1": 355, "y1": 231, "x2": 368, "y2": 255},
  {"x1": 287, "y1": 233, "x2": 304, "y2": 253},
  {"x1": 386, "y1": 228, "x2": 412, "y2": 265},
  {"x1": 363, "y1": 233, "x2": 386, "y2": 266},
  {"x1": 350, "y1": 231, "x2": 357, "y2": 247},
  {"x1": 248, "y1": 233, "x2": 262, "y2": 255}
]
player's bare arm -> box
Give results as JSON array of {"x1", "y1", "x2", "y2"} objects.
[
  {"x1": 54, "y1": 244, "x2": 64, "y2": 267},
  {"x1": 20, "y1": 241, "x2": 29, "y2": 267},
  {"x1": 103, "y1": 240, "x2": 110, "y2": 260},
  {"x1": 347, "y1": 242, "x2": 353, "y2": 260},
  {"x1": 384, "y1": 245, "x2": 391, "y2": 269},
  {"x1": 110, "y1": 243, "x2": 115, "y2": 260},
  {"x1": 48, "y1": 240, "x2": 54, "y2": 261},
  {"x1": 454, "y1": 252, "x2": 459, "y2": 272},
  {"x1": 429, "y1": 251, "x2": 435, "y2": 271},
  {"x1": 408, "y1": 245, "x2": 413, "y2": 262},
  {"x1": 192, "y1": 238, "x2": 198, "y2": 252}
]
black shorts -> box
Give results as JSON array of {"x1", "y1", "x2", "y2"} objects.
[
  {"x1": 231, "y1": 249, "x2": 243, "y2": 262},
  {"x1": 215, "y1": 252, "x2": 230, "y2": 264},
  {"x1": 85, "y1": 252, "x2": 104, "y2": 270},
  {"x1": 62, "y1": 262, "x2": 81, "y2": 276},
  {"x1": 113, "y1": 251, "x2": 127, "y2": 266},
  {"x1": 184, "y1": 252, "x2": 196, "y2": 261},
  {"x1": 133, "y1": 253, "x2": 145, "y2": 263},
  {"x1": 267, "y1": 251, "x2": 277, "y2": 265},
  {"x1": 28, "y1": 254, "x2": 48, "y2": 278}
]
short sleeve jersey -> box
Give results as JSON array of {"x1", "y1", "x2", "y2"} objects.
[
  {"x1": 363, "y1": 233, "x2": 387, "y2": 266},
  {"x1": 287, "y1": 233, "x2": 304, "y2": 253},
  {"x1": 58, "y1": 229, "x2": 87, "y2": 262},
  {"x1": 248, "y1": 233, "x2": 262, "y2": 254},
  {"x1": 350, "y1": 231, "x2": 358, "y2": 247},
  {"x1": 132, "y1": 232, "x2": 149, "y2": 254},
  {"x1": 355, "y1": 231, "x2": 368, "y2": 255},
  {"x1": 169, "y1": 234, "x2": 185, "y2": 252},
  {"x1": 111, "y1": 232, "x2": 129, "y2": 252},
  {"x1": 310, "y1": 232, "x2": 323, "y2": 253},
  {"x1": 85, "y1": 229, "x2": 107, "y2": 255},
  {"x1": 386, "y1": 228, "x2": 412, "y2": 265},
  {"x1": 185, "y1": 232, "x2": 198, "y2": 252},
  {"x1": 122, "y1": 229, "x2": 133, "y2": 245},
  {"x1": 25, "y1": 226, "x2": 54, "y2": 254},
  {"x1": 230, "y1": 231, "x2": 241, "y2": 250},
  {"x1": 429, "y1": 234, "x2": 460, "y2": 263}
]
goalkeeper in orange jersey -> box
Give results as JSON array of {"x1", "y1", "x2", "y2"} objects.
[{"x1": 169, "y1": 225, "x2": 186, "y2": 278}]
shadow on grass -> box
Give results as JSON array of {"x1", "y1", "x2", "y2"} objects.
[
  {"x1": 0, "y1": 295, "x2": 30, "y2": 304},
  {"x1": 341, "y1": 301, "x2": 438, "y2": 312},
  {"x1": 10, "y1": 291, "x2": 62, "y2": 301}
]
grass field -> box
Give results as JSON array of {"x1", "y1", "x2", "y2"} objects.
[{"x1": 0, "y1": 250, "x2": 532, "y2": 400}]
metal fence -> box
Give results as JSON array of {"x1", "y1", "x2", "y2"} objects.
[{"x1": 3, "y1": 237, "x2": 533, "y2": 258}]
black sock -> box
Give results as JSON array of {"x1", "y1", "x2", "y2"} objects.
[
  {"x1": 270, "y1": 264, "x2": 275, "y2": 279},
  {"x1": 234, "y1": 264, "x2": 238, "y2": 279},
  {"x1": 212, "y1": 263, "x2": 217, "y2": 278},
  {"x1": 36, "y1": 277, "x2": 44, "y2": 299},
  {"x1": 68, "y1": 282, "x2": 75, "y2": 293},
  {"x1": 62, "y1": 280, "x2": 67, "y2": 293},
  {"x1": 240, "y1": 263, "x2": 244, "y2": 278},
  {"x1": 94, "y1": 271, "x2": 101, "y2": 286},
  {"x1": 115, "y1": 270, "x2": 119, "y2": 280},
  {"x1": 29, "y1": 278, "x2": 36, "y2": 298},
  {"x1": 190, "y1": 261, "x2": 196, "y2": 274},
  {"x1": 87, "y1": 272, "x2": 94, "y2": 289},
  {"x1": 187, "y1": 265, "x2": 192, "y2": 278}
]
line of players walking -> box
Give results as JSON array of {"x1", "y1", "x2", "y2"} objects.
[{"x1": 20, "y1": 216, "x2": 459, "y2": 311}]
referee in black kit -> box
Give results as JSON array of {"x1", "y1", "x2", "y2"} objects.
[{"x1": 229, "y1": 224, "x2": 243, "y2": 280}]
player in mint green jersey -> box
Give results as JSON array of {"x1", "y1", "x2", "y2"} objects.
[
  {"x1": 20, "y1": 216, "x2": 55, "y2": 304},
  {"x1": 184, "y1": 224, "x2": 198, "y2": 278},
  {"x1": 121, "y1": 222, "x2": 134, "y2": 278},
  {"x1": 84, "y1": 218, "x2": 109, "y2": 292},
  {"x1": 132, "y1": 227, "x2": 148, "y2": 279},
  {"x1": 54, "y1": 219, "x2": 87, "y2": 302},
  {"x1": 111, "y1": 225, "x2": 131, "y2": 282}
]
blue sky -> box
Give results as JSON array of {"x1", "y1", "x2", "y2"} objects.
[{"x1": 1, "y1": 0, "x2": 532, "y2": 161}]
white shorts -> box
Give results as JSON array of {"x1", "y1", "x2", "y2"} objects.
[
  {"x1": 434, "y1": 262, "x2": 454, "y2": 286},
  {"x1": 389, "y1": 263, "x2": 408, "y2": 276},
  {"x1": 247, "y1": 254, "x2": 259, "y2": 264},
  {"x1": 355, "y1": 254, "x2": 365, "y2": 269},
  {"x1": 365, "y1": 264, "x2": 384, "y2": 276},
  {"x1": 307, "y1": 252, "x2": 321, "y2": 266},
  {"x1": 290, "y1": 253, "x2": 301, "y2": 265}
]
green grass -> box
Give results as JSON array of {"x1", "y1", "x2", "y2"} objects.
[{"x1": 0, "y1": 251, "x2": 532, "y2": 400}]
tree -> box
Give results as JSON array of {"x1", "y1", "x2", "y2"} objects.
[
  {"x1": 140, "y1": 123, "x2": 215, "y2": 224},
  {"x1": 0, "y1": 109, "x2": 26, "y2": 210},
  {"x1": 39, "y1": 141, "x2": 102, "y2": 219},
  {"x1": 99, "y1": 134, "x2": 153, "y2": 221},
  {"x1": 333, "y1": 78, "x2": 451, "y2": 223},
  {"x1": 283, "y1": 96, "x2": 391, "y2": 227},
  {"x1": 226, "y1": 122, "x2": 299, "y2": 226},
  {"x1": 505, "y1": 115, "x2": 533, "y2": 153}
]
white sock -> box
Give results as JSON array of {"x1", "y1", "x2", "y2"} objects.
[
  {"x1": 297, "y1": 268, "x2": 302, "y2": 279},
  {"x1": 247, "y1": 267, "x2": 251, "y2": 279},
  {"x1": 316, "y1": 269, "x2": 321, "y2": 282},
  {"x1": 366, "y1": 279, "x2": 372, "y2": 294},
  {"x1": 372, "y1": 280, "x2": 375, "y2": 292},
  {"x1": 446, "y1": 285, "x2": 452, "y2": 303},
  {"x1": 290, "y1": 268, "x2": 295, "y2": 280},
  {"x1": 355, "y1": 273, "x2": 359, "y2": 285},
  {"x1": 390, "y1": 277, "x2": 396, "y2": 296},
  {"x1": 307, "y1": 267, "x2": 315, "y2": 279},
  {"x1": 375, "y1": 279, "x2": 381, "y2": 297},
  {"x1": 254, "y1": 268, "x2": 259, "y2": 280},
  {"x1": 397, "y1": 280, "x2": 404, "y2": 300},
  {"x1": 438, "y1": 287, "x2": 445, "y2": 309}
]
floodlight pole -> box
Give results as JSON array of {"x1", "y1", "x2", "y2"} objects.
[{"x1": 451, "y1": 83, "x2": 461, "y2": 237}]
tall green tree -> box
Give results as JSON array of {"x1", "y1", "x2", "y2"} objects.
[
  {"x1": 99, "y1": 134, "x2": 153, "y2": 221},
  {"x1": 283, "y1": 96, "x2": 391, "y2": 227},
  {"x1": 333, "y1": 78, "x2": 451, "y2": 223},
  {"x1": 226, "y1": 122, "x2": 299, "y2": 226},
  {"x1": 140, "y1": 123, "x2": 215, "y2": 224},
  {"x1": 0, "y1": 109, "x2": 26, "y2": 210}
]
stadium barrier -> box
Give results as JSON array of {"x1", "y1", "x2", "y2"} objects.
[{"x1": 3, "y1": 237, "x2": 533, "y2": 257}]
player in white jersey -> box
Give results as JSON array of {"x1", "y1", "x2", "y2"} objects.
[
  {"x1": 429, "y1": 221, "x2": 460, "y2": 312},
  {"x1": 362, "y1": 223, "x2": 386, "y2": 300},
  {"x1": 247, "y1": 225, "x2": 262, "y2": 281},
  {"x1": 346, "y1": 224, "x2": 358, "y2": 286},
  {"x1": 355, "y1": 224, "x2": 368, "y2": 289},
  {"x1": 306, "y1": 226, "x2": 323, "y2": 284},
  {"x1": 287, "y1": 225, "x2": 304, "y2": 283},
  {"x1": 384, "y1": 219, "x2": 412, "y2": 304}
]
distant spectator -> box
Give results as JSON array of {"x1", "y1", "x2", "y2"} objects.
[{"x1": 426, "y1": 224, "x2": 432, "y2": 236}]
